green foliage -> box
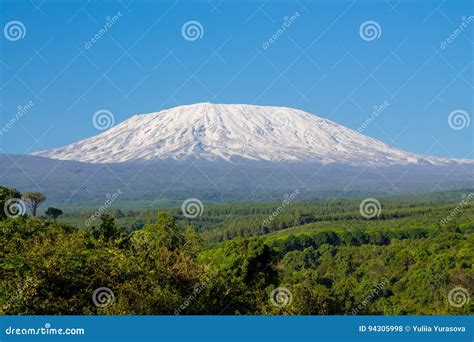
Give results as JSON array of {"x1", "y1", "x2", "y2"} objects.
[
  {"x1": 1, "y1": 187, "x2": 473, "y2": 315},
  {"x1": 98, "y1": 214, "x2": 117, "y2": 242}
]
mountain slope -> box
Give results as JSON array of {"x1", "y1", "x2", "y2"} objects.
[{"x1": 33, "y1": 103, "x2": 465, "y2": 166}]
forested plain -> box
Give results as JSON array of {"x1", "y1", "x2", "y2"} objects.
[{"x1": 1, "y1": 185, "x2": 473, "y2": 315}]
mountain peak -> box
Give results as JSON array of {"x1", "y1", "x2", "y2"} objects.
[{"x1": 33, "y1": 103, "x2": 458, "y2": 166}]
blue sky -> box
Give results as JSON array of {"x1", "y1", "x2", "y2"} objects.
[{"x1": 0, "y1": 0, "x2": 472, "y2": 159}]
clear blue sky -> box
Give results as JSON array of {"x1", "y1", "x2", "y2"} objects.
[{"x1": 0, "y1": 0, "x2": 472, "y2": 159}]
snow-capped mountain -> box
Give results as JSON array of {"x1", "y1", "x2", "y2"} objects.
[{"x1": 33, "y1": 103, "x2": 465, "y2": 166}]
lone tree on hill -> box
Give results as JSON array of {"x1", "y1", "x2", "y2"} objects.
[
  {"x1": 45, "y1": 207, "x2": 63, "y2": 222},
  {"x1": 22, "y1": 192, "x2": 46, "y2": 217}
]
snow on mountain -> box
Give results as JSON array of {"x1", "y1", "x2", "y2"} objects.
[{"x1": 32, "y1": 103, "x2": 465, "y2": 166}]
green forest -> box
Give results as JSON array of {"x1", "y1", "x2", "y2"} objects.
[{"x1": 1, "y1": 185, "x2": 473, "y2": 315}]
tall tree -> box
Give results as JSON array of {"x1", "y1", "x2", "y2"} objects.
[
  {"x1": 22, "y1": 192, "x2": 46, "y2": 217},
  {"x1": 99, "y1": 213, "x2": 116, "y2": 241},
  {"x1": 45, "y1": 207, "x2": 63, "y2": 222}
]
